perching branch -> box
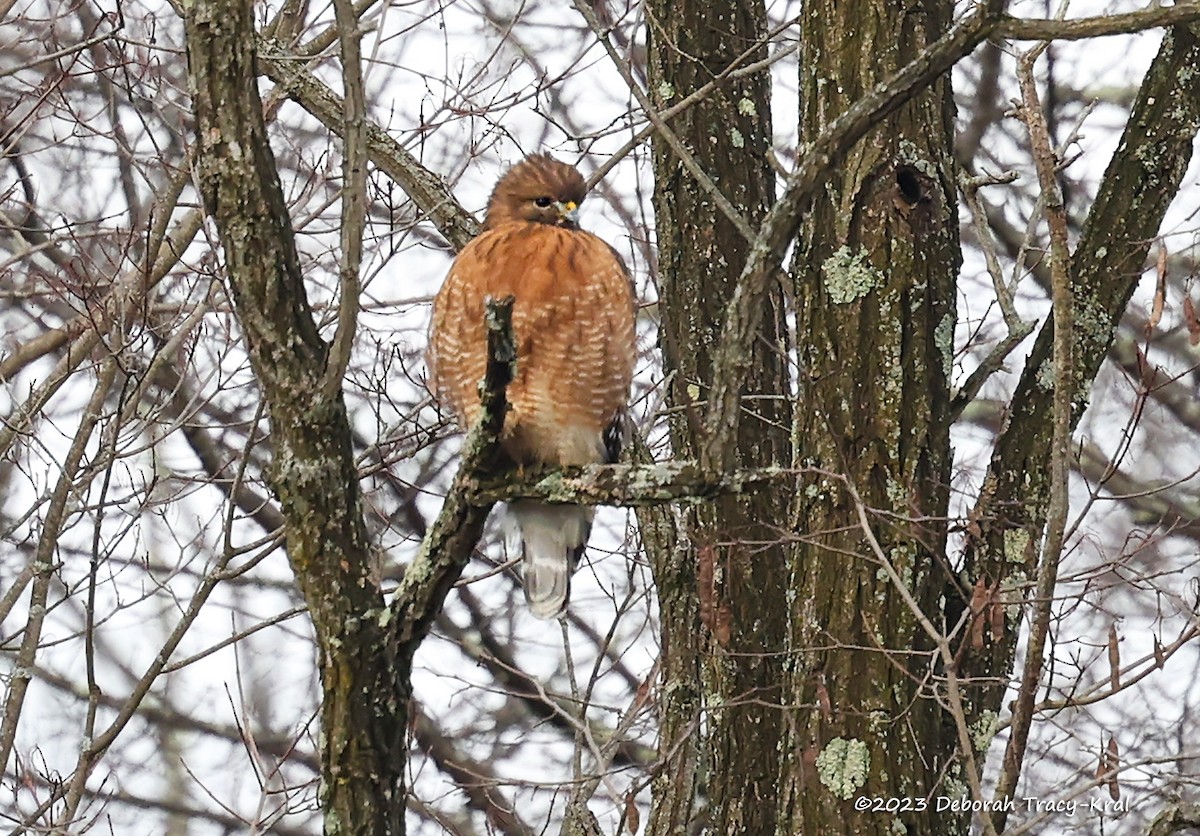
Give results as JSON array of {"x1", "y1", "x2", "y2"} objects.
[{"x1": 471, "y1": 461, "x2": 796, "y2": 507}]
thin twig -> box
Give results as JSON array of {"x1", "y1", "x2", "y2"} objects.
[
  {"x1": 952, "y1": 171, "x2": 1037, "y2": 416},
  {"x1": 584, "y1": 21, "x2": 800, "y2": 191},
  {"x1": 322, "y1": 0, "x2": 369, "y2": 397},
  {"x1": 843, "y1": 476, "x2": 997, "y2": 836},
  {"x1": 0, "y1": 359, "x2": 118, "y2": 784},
  {"x1": 989, "y1": 33, "x2": 1076, "y2": 831}
]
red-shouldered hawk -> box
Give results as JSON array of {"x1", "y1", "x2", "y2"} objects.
[{"x1": 428, "y1": 154, "x2": 636, "y2": 619}]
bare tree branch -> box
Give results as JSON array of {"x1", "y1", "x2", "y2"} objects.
[
  {"x1": 0, "y1": 360, "x2": 116, "y2": 776},
  {"x1": 990, "y1": 37, "x2": 1076, "y2": 828},
  {"x1": 411, "y1": 702, "x2": 535, "y2": 836},
  {"x1": 471, "y1": 460, "x2": 794, "y2": 506},
  {"x1": 257, "y1": 48, "x2": 479, "y2": 251},
  {"x1": 322, "y1": 0, "x2": 368, "y2": 396},
  {"x1": 999, "y1": 5, "x2": 1200, "y2": 41},
  {"x1": 967, "y1": 22, "x2": 1200, "y2": 577}
]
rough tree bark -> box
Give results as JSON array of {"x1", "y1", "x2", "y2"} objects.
[
  {"x1": 776, "y1": 1, "x2": 963, "y2": 833},
  {"x1": 643, "y1": 2, "x2": 792, "y2": 834},
  {"x1": 643, "y1": 0, "x2": 976, "y2": 831},
  {"x1": 182, "y1": 0, "x2": 1200, "y2": 831},
  {"x1": 185, "y1": 1, "x2": 406, "y2": 830},
  {"x1": 184, "y1": 2, "x2": 513, "y2": 832}
]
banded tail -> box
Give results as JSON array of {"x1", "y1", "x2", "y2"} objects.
[{"x1": 508, "y1": 500, "x2": 594, "y2": 619}]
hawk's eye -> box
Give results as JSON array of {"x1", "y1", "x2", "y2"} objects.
[{"x1": 534, "y1": 197, "x2": 553, "y2": 208}]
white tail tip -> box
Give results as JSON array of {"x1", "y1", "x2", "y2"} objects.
[{"x1": 507, "y1": 501, "x2": 593, "y2": 619}]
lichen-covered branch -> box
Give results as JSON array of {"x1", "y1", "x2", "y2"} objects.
[
  {"x1": 185, "y1": 0, "x2": 402, "y2": 829},
  {"x1": 471, "y1": 461, "x2": 795, "y2": 506}
]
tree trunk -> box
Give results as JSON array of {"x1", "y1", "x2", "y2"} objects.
[
  {"x1": 960, "y1": 21, "x2": 1200, "y2": 723},
  {"x1": 185, "y1": 2, "x2": 407, "y2": 831},
  {"x1": 778, "y1": 1, "x2": 962, "y2": 833},
  {"x1": 643, "y1": 2, "x2": 792, "y2": 834}
]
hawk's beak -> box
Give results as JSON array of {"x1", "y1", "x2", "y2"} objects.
[{"x1": 556, "y1": 200, "x2": 580, "y2": 225}]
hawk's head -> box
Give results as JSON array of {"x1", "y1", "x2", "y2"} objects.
[{"x1": 484, "y1": 153, "x2": 588, "y2": 230}]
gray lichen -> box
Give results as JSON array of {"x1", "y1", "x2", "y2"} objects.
[
  {"x1": 822, "y1": 246, "x2": 883, "y2": 304},
  {"x1": 935, "y1": 312, "x2": 955, "y2": 379},
  {"x1": 971, "y1": 710, "x2": 998, "y2": 753},
  {"x1": 816, "y1": 737, "x2": 871, "y2": 800}
]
